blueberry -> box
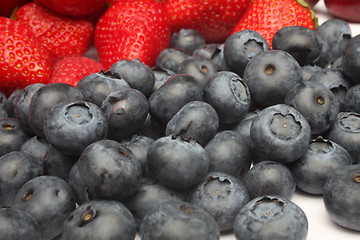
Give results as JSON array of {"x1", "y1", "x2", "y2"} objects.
[
  {"x1": 233, "y1": 195, "x2": 308, "y2": 240},
  {"x1": 14, "y1": 83, "x2": 45, "y2": 135},
  {"x1": 76, "y1": 70, "x2": 130, "y2": 107},
  {"x1": 232, "y1": 108, "x2": 261, "y2": 140},
  {"x1": 147, "y1": 135, "x2": 209, "y2": 189},
  {"x1": 289, "y1": 136, "x2": 353, "y2": 195},
  {"x1": 342, "y1": 44, "x2": 360, "y2": 84},
  {"x1": 122, "y1": 178, "x2": 186, "y2": 226},
  {"x1": 177, "y1": 56, "x2": 218, "y2": 86},
  {"x1": 10, "y1": 175, "x2": 76, "y2": 240},
  {"x1": 273, "y1": 26, "x2": 322, "y2": 66},
  {"x1": 78, "y1": 139, "x2": 142, "y2": 200},
  {"x1": 204, "y1": 130, "x2": 251, "y2": 179},
  {"x1": 101, "y1": 88, "x2": 149, "y2": 141},
  {"x1": 62, "y1": 200, "x2": 137, "y2": 240},
  {"x1": 314, "y1": 38, "x2": 333, "y2": 68},
  {"x1": 155, "y1": 48, "x2": 190, "y2": 73},
  {"x1": 187, "y1": 172, "x2": 250, "y2": 232},
  {"x1": 67, "y1": 162, "x2": 90, "y2": 205},
  {"x1": 0, "y1": 208, "x2": 41, "y2": 240},
  {"x1": 42, "y1": 144, "x2": 78, "y2": 181},
  {"x1": 139, "y1": 200, "x2": 220, "y2": 240},
  {"x1": 243, "y1": 161, "x2": 295, "y2": 199},
  {"x1": 323, "y1": 164, "x2": 360, "y2": 231},
  {"x1": 0, "y1": 91, "x2": 8, "y2": 119},
  {"x1": 5, "y1": 88, "x2": 22, "y2": 118},
  {"x1": 43, "y1": 100, "x2": 108, "y2": 157},
  {"x1": 250, "y1": 104, "x2": 311, "y2": 163},
  {"x1": 204, "y1": 71, "x2": 251, "y2": 124},
  {"x1": 0, "y1": 151, "x2": 43, "y2": 207},
  {"x1": 346, "y1": 34, "x2": 360, "y2": 52},
  {"x1": 0, "y1": 118, "x2": 29, "y2": 157},
  {"x1": 243, "y1": 50, "x2": 303, "y2": 107},
  {"x1": 301, "y1": 65, "x2": 322, "y2": 82},
  {"x1": 121, "y1": 134, "x2": 155, "y2": 176},
  {"x1": 316, "y1": 19, "x2": 352, "y2": 62},
  {"x1": 193, "y1": 43, "x2": 221, "y2": 59},
  {"x1": 28, "y1": 83, "x2": 84, "y2": 138},
  {"x1": 148, "y1": 74, "x2": 203, "y2": 125},
  {"x1": 165, "y1": 100, "x2": 219, "y2": 146},
  {"x1": 224, "y1": 30, "x2": 270, "y2": 77},
  {"x1": 193, "y1": 43, "x2": 229, "y2": 71},
  {"x1": 152, "y1": 66, "x2": 176, "y2": 91},
  {"x1": 108, "y1": 59, "x2": 155, "y2": 97},
  {"x1": 284, "y1": 81, "x2": 340, "y2": 135},
  {"x1": 328, "y1": 112, "x2": 360, "y2": 164},
  {"x1": 343, "y1": 84, "x2": 360, "y2": 113},
  {"x1": 20, "y1": 136, "x2": 49, "y2": 163},
  {"x1": 170, "y1": 29, "x2": 206, "y2": 54},
  {"x1": 308, "y1": 68, "x2": 352, "y2": 110}
]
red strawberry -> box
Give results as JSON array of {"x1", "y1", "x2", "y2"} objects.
[
  {"x1": 35, "y1": 0, "x2": 107, "y2": 17},
  {"x1": 94, "y1": 0, "x2": 171, "y2": 70},
  {"x1": 48, "y1": 56, "x2": 104, "y2": 86},
  {"x1": 0, "y1": 0, "x2": 32, "y2": 17},
  {"x1": 232, "y1": 0, "x2": 317, "y2": 48},
  {"x1": 324, "y1": 0, "x2": 360, "y2": 23},
  {"x1": 162, "y1": 0, "x2": 252, "y2": 43},
  {"x1": 0, "y1": 17, "x2": 52, "y2": 96},
  {"x1": 14, "y1": 3, "x2": 94, "y2": 63}
]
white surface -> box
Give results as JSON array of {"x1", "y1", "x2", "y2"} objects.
[{"x1": 134, "y1": 1, "x2": 360, "y2": 240}]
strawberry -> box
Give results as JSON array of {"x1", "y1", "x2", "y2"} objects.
[
  {"x1": 35, "y1": 0, "x2": 107, "y2": 17},
  {"x1": 162, "y1": 0, "x2": 252, "y2": 43},
  {"x1": 232, "y1": 0, "x2": 317, "y2": 48},
  {"x1": 94, "y1": 0, "x2": 171, "y2": 70},
  {"x1": 0, "y1": 0, "x2": 31, "y2": 18},
  {"x1": 324, "y1": 0, "x2": 360, "y2": 23},
  {"x1": 48, "y1": 56, "x2": 104, "y2": 86},
  {"x1": 14, "y1": 3, "x2": 94, "y2": 63},
  {"x1": 0, "y1": 17, "x2": 52, "y2": 96}
]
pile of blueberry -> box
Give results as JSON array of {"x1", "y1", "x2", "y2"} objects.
[{"x1": 0, "y1": 18, "x2": 360, "y2": 240}]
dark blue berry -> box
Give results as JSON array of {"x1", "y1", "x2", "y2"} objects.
[
  {"x1": 233, "y1": 195, "x2": 308, "y2": 240},
  {"x1": 289, "y1": 136, "x2": 353, "y2": 195},
  {"x1": 243, "y1": 161, "x2": 296, "y2": 199},
  {"x1": 62, "y1": 200, "x2": 137, "y2": 240},
  {"x1": 139, "y1": 200, "x2": 220, "y2": 240},
  {"x1": 44, "y1": 100, "x2": 108, "y2": 157},
  {"x1": 165, "y1": 100, "x2": 219, "y2": 146},
  {"x1": 272, "y1": 26, "x2": 322, "y2": 66},
  {"x1": 323, "y1": 164, "x2": 360, "y2": 231},
  {"x1": 187, "y1": 172, "x2": 250, "y2": 232},
  {"x1": 204, "y1": 71, "x2": 251, "y2": 124},
  {"x1": 224, "y1": 30, "x2": 270, "y2": 77}
]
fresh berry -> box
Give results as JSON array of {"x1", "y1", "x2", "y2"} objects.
[
  {"x1": 272, "y1": 26, "x2": 323, "y2": 66},
  {"x1": 170, "y1": 29, "x2": 205, "y2": 54},
  {"x1": 232, "y1": 0, "x2": 317, "y2": 48},
  {"x1": 36, "y1": 0, "x2": 107, "y2": 17},
  {"x1": 0, "y1": 17, "x2": 52, "y2": 96},
  {"x1": 223, "y1": 29, "x2": 270, "y2": 77},
  {"x1": 14, "y1": 3, "x2": 94, "y2": 62},
  {"x1": 94, "y1": 0, "x2": 171, "y2": 69},
  {"x1": 305, "y1": 0, "x2": 319, "y2": 7},
  {"x1": 316, "y1": 18, "x2": 352, "y2": 62},
  {"x1": 233, "y1": 196, "x2": 308, "y2": 240},
  {"x1": 43, "y1": 100, "x2": 108, "y2": 156},
  {"x1": 163, "y1": 0, "x2": 252, "y2": 43},
  {"x1": 62, "y1": 200, "x2": 137, "y2": 240},
  {"x1": 324, "y1": 0, "x2": 360, "y2": 23},
  {"x1": 48, "y1": 56, "x2": 104, "y2": 86},
  {"x1": 0, "y1": 0, "x2": 31, "y2": 17}
]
